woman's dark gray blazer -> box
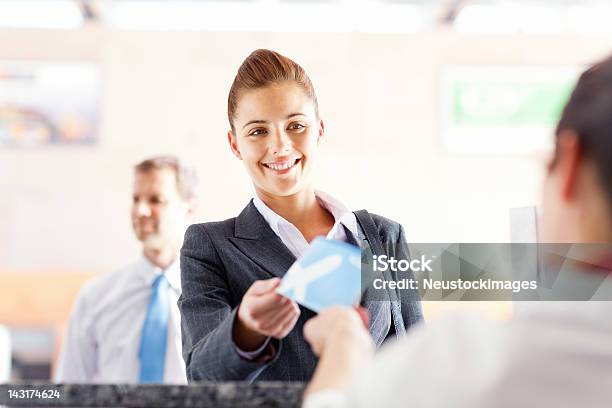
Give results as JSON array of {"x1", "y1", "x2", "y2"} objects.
[{"x1": 179, "y1": 200, "x2": 423, "y2": 383}]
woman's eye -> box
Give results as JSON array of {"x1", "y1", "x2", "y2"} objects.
[
  {"x1": 249, "y1": 128, "x2": 266, "y2": 136},
  {"x1": 288, "y1": 123, "x2": 305, "y2": 131}
]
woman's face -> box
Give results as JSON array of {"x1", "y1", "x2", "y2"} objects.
[{"x1": 228, "y1": 81, "x2": 324, "y2": 198}]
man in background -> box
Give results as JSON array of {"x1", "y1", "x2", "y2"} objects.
[{"x1": 55, "y1": 156, "x2": 197, "y2": 384}]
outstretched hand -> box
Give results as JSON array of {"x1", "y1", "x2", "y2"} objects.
[
  {"x1": 303, "y1": 306, "x2": 375, "y2": 398},
  {"x1": 234, "y1": 278, "x2": 301, "y2": 350},
  {"x1": 303, "y1": 306, "x2": 372, "y2": 356}
]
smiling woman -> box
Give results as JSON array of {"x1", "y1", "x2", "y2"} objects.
[{"x1": 177, "y1": 49, "x2": 423, "y2": 383}]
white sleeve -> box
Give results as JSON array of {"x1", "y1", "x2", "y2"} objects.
[
  {"x1": 54, "y1": 287, "x2": 98, "y2": 383},
  {"x1": 302, "y1": 390, "x2": 347, "y2": 408},
  {"x1": 343, "y1": 316, "x2": 508, "y2": 408}
]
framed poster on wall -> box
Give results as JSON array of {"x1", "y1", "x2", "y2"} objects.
[{"x1": 0, "y1": 61, "x2": 99, "y2": 147}]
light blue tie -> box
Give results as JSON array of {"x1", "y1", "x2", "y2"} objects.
[{"x1": 138, "y1": 273, "x2": 169, "y2": 383}]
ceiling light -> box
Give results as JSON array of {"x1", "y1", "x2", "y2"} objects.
[{"x1": 0, "y1": 0, "x2": 83, "y2": 29}]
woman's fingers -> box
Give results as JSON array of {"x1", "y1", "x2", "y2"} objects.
[
  {"x1": 248, "y1": 292, "x2": 288, "y2": 317},
  {"x1": 247, "y1": 277, "x2": 281, "y2": 296},
  {"x1": 271, "y1": 307, "x2": 301, "y2": 339},
  {"x1": 241, "y1": 278, "x2": 285, "y2": 317},
  {"x1": 259, "y1": 300, "x2": 299, "y2": 331},
  {"x1": 239, "y1": 278, "x2": 302, "y2": 337}
]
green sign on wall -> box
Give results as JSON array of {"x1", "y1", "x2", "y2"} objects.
[
  {"x1": 441, "y1": 67, "x2": 581, "y2": 154},
  {"x1": 452, "y1": 80, "x2": 574, "y2": 127}
]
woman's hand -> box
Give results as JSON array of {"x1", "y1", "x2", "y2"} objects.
[{"x1": 233, "y1": 277, "x2": 301, "y2": 350}]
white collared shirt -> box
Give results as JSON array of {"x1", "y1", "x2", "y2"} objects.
[
  {"x1": 235, "y1": 191, "x2": 360, "y2": 359},
  {"x1": 252, "y1": 190, "x2": 359, "y2": 257},
  {"x1": 0, "y1": 325, "x2": 9, "y2": 382},
  {"x1": 55, "y1": 256, "x2": 187, "y2": 384},
  {"x1": 303, "y1": 302, "x2": 612, "y2": 408}
]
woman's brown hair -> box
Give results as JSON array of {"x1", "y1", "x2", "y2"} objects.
[
  {"x1": 227, "y1": 49, "x2": 319, "y2": 131},
  {"x1": 554, "y1": 55, "x2": 612, "y2": 205}
]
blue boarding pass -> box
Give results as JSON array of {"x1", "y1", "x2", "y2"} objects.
[{"x1": 276, "y1": 237, "x2": 362, "y2": 313}]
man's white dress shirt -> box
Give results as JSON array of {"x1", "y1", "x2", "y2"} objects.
[
  {"x1": 304, "y1": 302, "x2": 612, "y2": 408},
  {"x1": 55, "y1": 256, "x2": 187, "y2": 384},
  {"x1": 0, "y1": 325, "x2": 10, "y2": 382}
]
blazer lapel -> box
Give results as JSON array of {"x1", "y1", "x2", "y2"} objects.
[
  {"x1": 352, "y1": 223, "x2": 394, "y2": 344},
  {"x1": 229, "y1": 200, "x2": 296, "y2": 279}
]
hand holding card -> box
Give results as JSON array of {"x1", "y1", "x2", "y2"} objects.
[{"x1": 276, "y1": 237, "x2": 362, "y2": 313}]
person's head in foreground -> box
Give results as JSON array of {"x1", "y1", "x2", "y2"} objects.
[
  {"x1": 542, "y1": 55, "x2": 612, "y2": 243},
  {"x1": 302, "y1": 55, "x2": 612, "y2": 407},
  {"x1": 132, "y1": 155, "x2": 197, "y2": 267}
]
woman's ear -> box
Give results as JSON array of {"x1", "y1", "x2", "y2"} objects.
[
  {"x1": 228, "y1": 130, "x2": 242, "y2": 160},
  {"x1": 317, "y1": 119, "x2": 325, "y2": 144},
  {"x1": 555, "y1": 130, "x2": 582, "y2": 201}
]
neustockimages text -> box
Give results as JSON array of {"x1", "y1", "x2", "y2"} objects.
[{"x1": 371, "y1": 255, "x2": 538, "y2": 293}]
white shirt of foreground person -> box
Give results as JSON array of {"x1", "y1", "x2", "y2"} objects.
[
  {"x1": 304, "y1": 302, "x2": 612, "y2": 408},
  {"x1": 55, "y1": 257, "x2": 187, "y2": 384}
]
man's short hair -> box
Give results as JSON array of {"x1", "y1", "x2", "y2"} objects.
[{"x1": 134, "y1": 155, "x2": 198, "y2": 200}]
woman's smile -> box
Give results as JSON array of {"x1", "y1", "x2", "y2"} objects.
[{"x1": 262, "y1": 157, "x2": 302, "y2": 174}]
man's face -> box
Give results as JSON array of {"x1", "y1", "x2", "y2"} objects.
[{"x1": 131, "y1": 168, "x2": 191, "y2": 250}]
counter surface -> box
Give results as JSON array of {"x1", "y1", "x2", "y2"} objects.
[{"x1": 0, "y1": 382, "x2": 306, "y2": 407}]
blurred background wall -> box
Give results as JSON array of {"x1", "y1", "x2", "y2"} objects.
[
  {"x1": 1, "y1": 0, "x2": 611, "y2": 381},
  {"x1": 4, "y1": 29, "x2": 611, "y2": 271}
]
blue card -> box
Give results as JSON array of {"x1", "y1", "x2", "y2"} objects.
[{"x1": 276, "y1": 237, "x2": 362, "y2": 313}]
